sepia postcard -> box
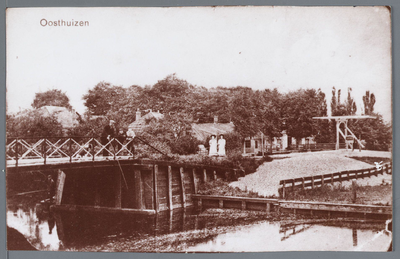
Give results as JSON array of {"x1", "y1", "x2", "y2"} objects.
[{"x1": 5, "y1": 6, "x2": 392, "y2": 252}]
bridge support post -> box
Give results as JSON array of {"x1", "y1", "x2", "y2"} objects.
[
  {"x1": 134, "y1": 169, "x2": 144, "y2": 209},
  {"x1": 192, "y1": 168, "x2": 197, "y2": 194},
  {"x1": 168, "y1": 166, "x2": 173, "y2": 210},
  {"x1": 154, "y1": 165, "x2": 159, "y2": 212},
  {"x1": 115, "y1": 169, "x2": 122, "y2": 208},
  {"x1": 180, "y1": 167, "x2": 186, "y2": 208}
]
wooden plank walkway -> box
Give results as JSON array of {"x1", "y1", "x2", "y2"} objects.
[
  {"x1": 51, "y1": 204, "x2": 156, "y2": 215},
  {"x1": 192, "y1": 194, "x2": 278, "y2": 212},
  {"x1": 192, "y1": 194, "x2": 391, "y2": 217}
]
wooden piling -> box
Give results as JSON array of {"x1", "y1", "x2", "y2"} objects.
[
  {"x1": 115, "y1": 170, "x2": 122, "y2": 208},
  {"x1": 192, "y1": 168, "x2": 197, "y2": 194},
  {"x1": 219, "y1": 200, "x2": 223, "y2": 208},
  {"x1": 168, "y1": 166, "x2": 173, "y2": 210},
  {"x1": 180, "y1": 167, "x2": 186, "y2": 208},
  {"x1": 154, "y1": 165, "x2": 159, "y2": 212},
  {"x1": 241, "y1": 201, "x2": 246, "y2": 210},
  {"x1": 55, "y1": 170, "x2": 66, "y2": 206},
  {"x1": 134, "y1": 169, "x2": 144, "y2": 209},
  {"x1": 266, "y1": 203, "x2": 271, "y2": 213},
  {"x1": 203, "y1": 169, "x2": 207, "y2": 183}
]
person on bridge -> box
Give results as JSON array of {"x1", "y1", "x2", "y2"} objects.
[
  {"x1": 126, "y1": 128, "x2": 136, "y2": 157},
  {"x1": 101, "y1": 120, "x2": 117, "y2": 156}
]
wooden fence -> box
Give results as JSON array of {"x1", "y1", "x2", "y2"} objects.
[{"x1": 279, "y1": 162, "x2": 392, "y2": 198}]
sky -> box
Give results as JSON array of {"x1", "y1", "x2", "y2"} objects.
[{"x1": 6, "y1": 6, "x2": 392, "y2": 122}]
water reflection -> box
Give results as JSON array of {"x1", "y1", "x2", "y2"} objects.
[
  {"x1": 7, "y1": 207, "x2": 61, "y2": 251},
  {"x1": 7, "y1": 202, "x2": 391, "y2": 252},
  {"x1": 186, "y1": 221, "x2": 391, "y2": 252}
]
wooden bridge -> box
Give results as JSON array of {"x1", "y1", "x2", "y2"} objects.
[{"x1": 6, "y1": 136, "x2": 392, "y2": 220}]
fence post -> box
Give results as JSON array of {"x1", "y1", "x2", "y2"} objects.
[
  {"x1": 302, "y1": 177, "x2": 305, "y2": 191},
  {"x1": 43, "y1": 138, "x2": 47, "y2": 165},
  {"x1": 15, "y1": 137, "x2": 19, "y2": 167},
  {"x1": 69, "y1": 138, "x2": 72, "y2": 163},
  {"x1": 282, "y1": 180, "x2": 286, "y2": 199},
  {"x1": 321, "y1": 175, "x2": 324, "y2": 187},
  {"x1": 331, "y1": 173, "x2": 334, "y2": 185},
  {"x1": 352, "y1": 180, "x2": 357, "y2": 203},
  {"x1": 311, "y1": 176, "x2": 314, "y2": 189},
  {"x1": 113, "y1": 138, "x2": 116, "y2": 160},
  {"x1": 291, "y1": 179, "x2": 295, "y2": 192},
  {"x1": 92, "y1": 136, "x2": 95, "y2": 161}
]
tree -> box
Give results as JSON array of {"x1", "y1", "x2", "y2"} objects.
[
  {"x1": 82, "y1": 82, "x2": 126, "y2": 116},
  {"x1": 256, "y1": 88, "x2": 284, "y2": 139},
  {"x1": 345, "y1": 88, "x2": 357, "y2": 115},
  {"x1": 141, "y1": 114, "x2": 200, "y2": 155},
  {"x1": 363, "y1": 91, "x2": 376, "y2": 115},
  {"x1": 228, "y1": 87, "x2": 260, "y2": 138},
  {"x1": 7, "y1": 110, "x2": 64, "y2": 138},
  {"x1": 331, "y1": 87, "x2": 347, "y2": 116},
  {"x1": 32, "y1": 89, "x2": 72, "y2": 109},
  {"x1": 283, "y1": 88, "x2": 328, "y2": 145},
  {"x1": 352, "y1": 113, "x2": 391, "y2": 151}
]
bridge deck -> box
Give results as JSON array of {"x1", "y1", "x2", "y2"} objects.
[{"x1": 6, "y1": 156, "x2": 133, "y2": 168}]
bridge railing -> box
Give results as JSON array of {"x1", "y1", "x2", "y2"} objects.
[{"x1": 6, "y1": 136, "x2": 135, "y2": 167}]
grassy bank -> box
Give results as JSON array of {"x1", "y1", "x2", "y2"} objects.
[{"x1": 284, "y1": 183, "x2": 392, "y2": 206}]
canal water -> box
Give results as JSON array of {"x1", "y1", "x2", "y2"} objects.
[{"x1": 6, "y1": 192, "x2": 391, "y2": 252}]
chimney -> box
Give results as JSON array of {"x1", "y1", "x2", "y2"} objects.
[
  {"x1": 136, "y1": 108, "x2": 141, "y2": 121},
  {"x1": 214, "y1": 116, "x2": 218, "y2": 124}
]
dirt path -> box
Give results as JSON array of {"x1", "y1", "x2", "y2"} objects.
[{"x1": 230, "y1": 150, "x2": 392, "y2": 197}]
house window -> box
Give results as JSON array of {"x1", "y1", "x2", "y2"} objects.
[
  {"x1": 255, "y1": 141, "x2": 258, "y2": 148},
  {"x1": 245, "y1": 140, "x2": 251, "y2": 148}
]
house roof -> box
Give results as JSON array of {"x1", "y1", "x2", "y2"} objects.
[
  {"x1": 128, "y1": 111, "x2": 164, "y2": 132},
  {"x1": 191, "y1": 122, "x2": 235, "y2": 142}
]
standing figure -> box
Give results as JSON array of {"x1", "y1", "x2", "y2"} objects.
[
  {"x1": 126, "y1": 128, "x2": 136, "y2": 156},
  {"x1": 209, "y1": 135, "x2": 218, "y2": 156},
  {"x1": 218, "y1": 134, "x2": 226, "y2": 156},
  {"x1": 101, "y1": 120, "x2": 116, "y2": 156}
]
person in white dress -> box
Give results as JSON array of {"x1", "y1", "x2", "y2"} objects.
[
  {"x1": 209, "y1": 135, "x2": 218, "y2": 156},
  {"x1": 218, "y1": 134, "x2": 226, "y2": 156}
]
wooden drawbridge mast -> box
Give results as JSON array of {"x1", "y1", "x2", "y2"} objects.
[{"x1": 313, "y1": 115, "x2": 376, "y2": 150}]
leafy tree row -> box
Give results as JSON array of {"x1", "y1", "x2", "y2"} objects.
[{"x1": 7, "y1": 74, "x2": 392, "y2": 153}]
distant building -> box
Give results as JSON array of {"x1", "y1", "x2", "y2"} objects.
[
  {"x1": 128, "y1": 109, "x2": 164, "y2": 133},
  {"x1": 244, "y1": 131, "x2": 316, "y2": 155},
  {"x1": 191, "y1": 116, "x2": 235, "y2": 142},
  {"x1": 35, "y1": 106, "x2": 79, "y2": 128}
]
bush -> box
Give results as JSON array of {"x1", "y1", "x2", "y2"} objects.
[
  {"x1": 169, "y1": 151, "x2": 272, "y2": 176},
  {"x1": 6, "y1": 110, "x2": 64, "y2": 138},
  {"x1": 169, "y1": 135, "x2": 201, "y2": 155}
]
